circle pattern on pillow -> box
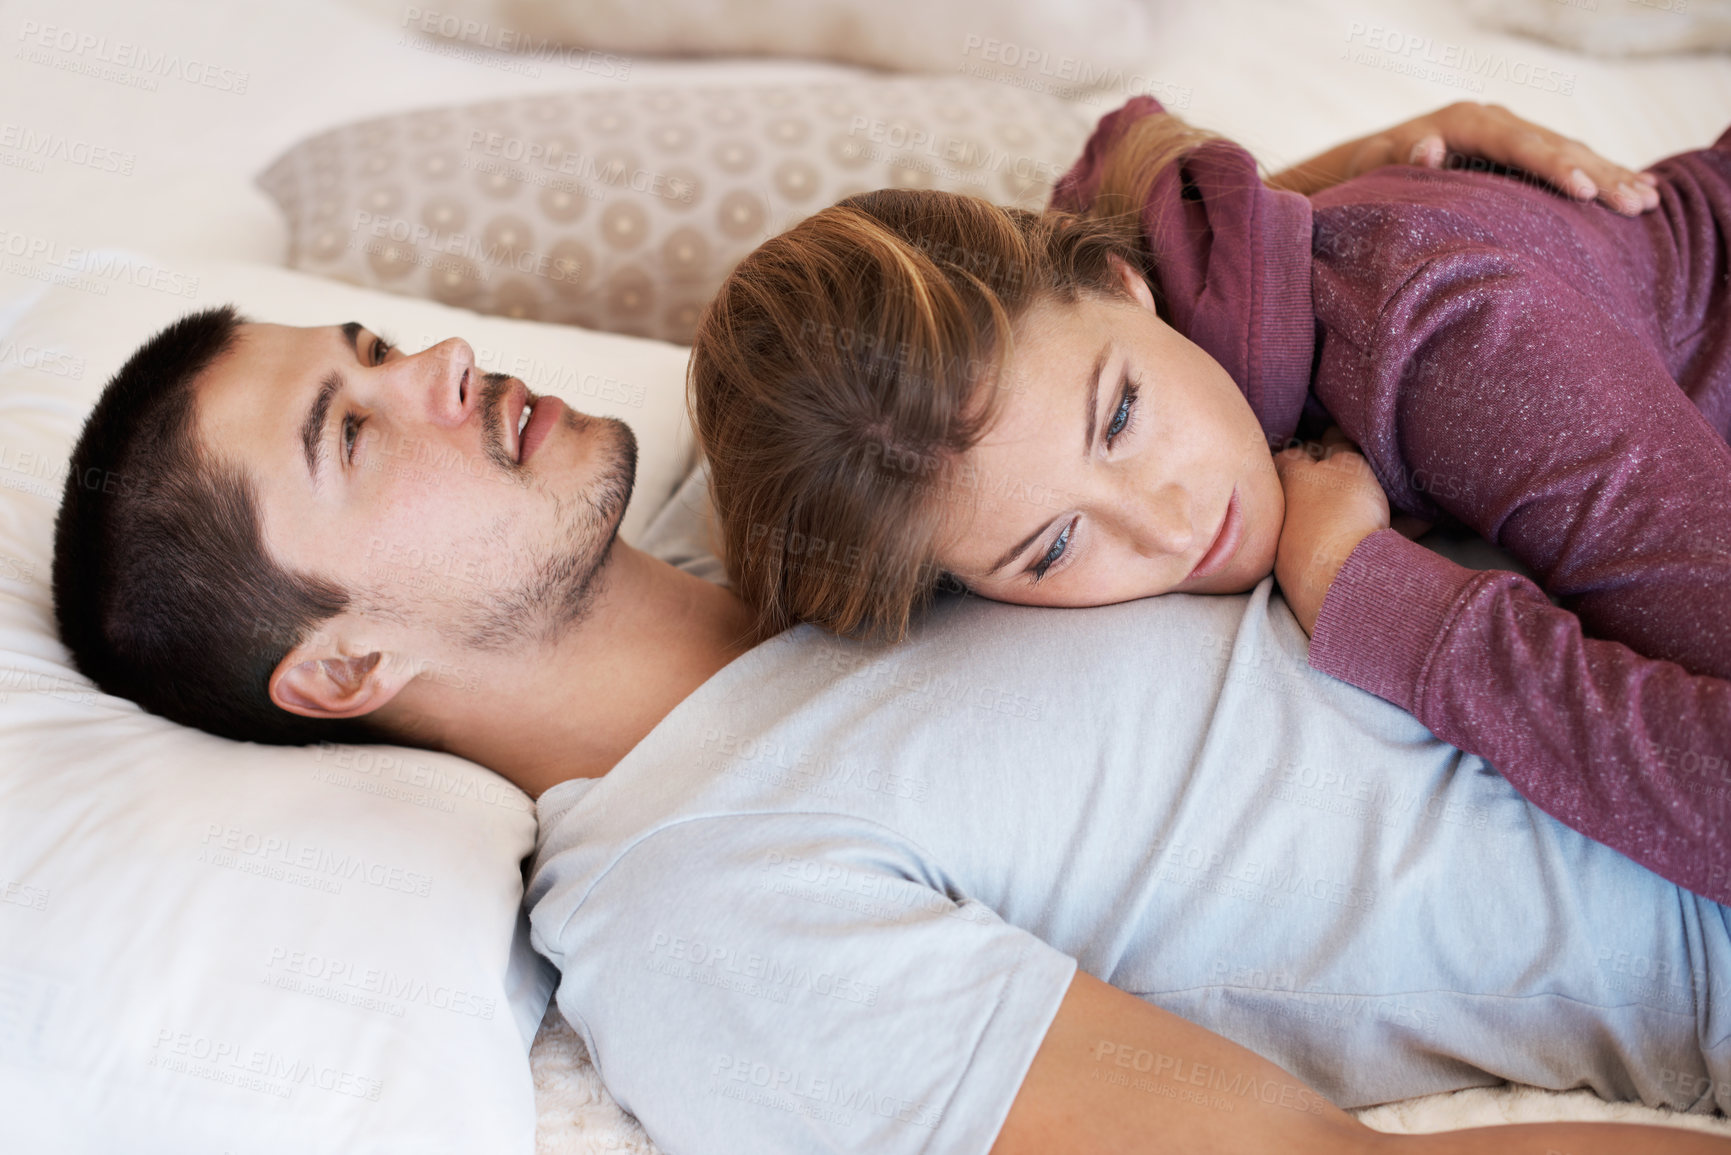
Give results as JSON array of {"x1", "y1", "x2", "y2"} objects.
[{"x1": 257, "y1": 78, "x2": 1096, "y2": 345}]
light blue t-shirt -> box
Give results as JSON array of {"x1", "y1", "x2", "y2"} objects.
[{"x1": 525, "y1": 575, "x2": 1730, "y2": 1155}]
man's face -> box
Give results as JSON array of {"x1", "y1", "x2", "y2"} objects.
[{"x1": 194, "y1": 322, "x2": 637, "y2": 656}]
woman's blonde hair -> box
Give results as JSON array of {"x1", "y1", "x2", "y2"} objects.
[{"x1": 688, "y1": 107, "x2": 1219, "y2": 642}]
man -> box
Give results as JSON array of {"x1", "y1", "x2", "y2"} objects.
[{"x1": 51, "y1": 307, "x2": 1731, "y2": 1154}]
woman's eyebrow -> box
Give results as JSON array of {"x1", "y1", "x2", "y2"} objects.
[
  {"x1": 990, "y1": 519, "x2": 1052, "y2": 576},
  {"x1": 1081, "y1": 341, "x2": 1110, "y2": 454},
  {"x1": 985, "y1": 340, "x2": 1111, "y2": 575}
]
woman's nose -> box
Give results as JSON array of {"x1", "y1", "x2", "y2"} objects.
[{"x1": 1118, "y1": 484, "x2": 1196, "y2": 558}]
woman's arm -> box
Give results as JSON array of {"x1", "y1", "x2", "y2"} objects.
[
  {"x1": 1264, "y1": 101, "x2": 1660, "y2": 215},
  {"x1": 1275, "y1": 438, "x2": 1731, "y2": 906},
  {"x1": 994, "y1": 968, "x2": 1731, "y2": 1154}
]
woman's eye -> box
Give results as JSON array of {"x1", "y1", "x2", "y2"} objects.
[
  {"x1": 1030, "y1": 518, "x2": 1075, "y2": 583},
  {"x1": 371, "y1": 336, "x2": 392, "y2": 365},
  {"x1": 1106, "y1": 375, "x2": 1140, "y2": 445},
  {"x1": 343, "y1": 413, "x2": 365, "y2": 463}
]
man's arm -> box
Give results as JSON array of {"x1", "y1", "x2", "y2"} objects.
[
  {"x1": 992, "y1": 968, "x2": 1373, "y2": 1154},
  {"x1": 993, "y1": 969, "x2": 1731, "y2": 1154}
]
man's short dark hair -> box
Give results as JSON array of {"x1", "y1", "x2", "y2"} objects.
[{"x1": 51, "y1": 306, "x2": 395, "y2": 746}]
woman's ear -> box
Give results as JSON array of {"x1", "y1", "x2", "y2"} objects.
[
  {"x1": 269, "y1": 624, "x2": 415, "y2": 721},
  {"x1": 1109, "y1": 252, "x2": 1158, "y2": 315}
]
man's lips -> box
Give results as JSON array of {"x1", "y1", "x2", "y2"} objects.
[
  {"x1": 1185, "y1": 486, "x2": 1242, "y2": 583},
  {"x1": 490, "y1": 377, "x2": 564, "y2": 466},
  {"x1": 504, "y1": 381, "x2": 530, "y2": 464},
  {"x1": 519, "y1": 395, "x2": 564, "y2": 464}
]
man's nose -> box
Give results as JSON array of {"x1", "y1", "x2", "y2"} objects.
[{"x1": 387, "y1": 337, "x2": 476, "y2": 427}]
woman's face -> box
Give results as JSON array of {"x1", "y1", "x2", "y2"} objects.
[{"x1": 933, "y1": 255, "x2": 1284, "y2": 607}]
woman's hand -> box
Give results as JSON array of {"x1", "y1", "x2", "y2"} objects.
[
  {"x1": 1272, "y1": 428, "x2": 1392, "y2": 636},
  {"x1": 1266, "y1": 101, "x2": 1660, "y2": 216}
]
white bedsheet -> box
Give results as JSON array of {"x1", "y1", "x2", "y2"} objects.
[{"x1": 3, "y1": 0, "x2": 1728, "y2": 1146}]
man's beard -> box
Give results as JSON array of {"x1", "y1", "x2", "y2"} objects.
[{"x1": 450, "y1": 406, "x2": 638, "y2": 653}]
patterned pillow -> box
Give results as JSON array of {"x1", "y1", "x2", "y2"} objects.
[{"x1": 255, "y1": 78, "x2": 1098, "y2": 345}]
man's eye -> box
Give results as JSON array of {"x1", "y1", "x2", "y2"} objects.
[
  {"x1": 1030, "y1": 518, "x2": 1075, "y2": 583},
  {"x1": 343, "y1": 413, "x2": 365, "y2": 463}
]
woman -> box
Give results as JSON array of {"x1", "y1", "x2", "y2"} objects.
[{"x1": 687, "y1": 99, "x2": 1731, "y2": 906}]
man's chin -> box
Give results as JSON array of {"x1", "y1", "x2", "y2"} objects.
[{"x1": 596, "y1": 416, "x2": 639, "y2": 531}]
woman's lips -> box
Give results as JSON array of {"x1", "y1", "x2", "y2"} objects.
[{"x1": 1185, "y1": 486, "x2": 1242, "y2": 583}]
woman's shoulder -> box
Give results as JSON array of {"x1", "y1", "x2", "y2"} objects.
[
  {"x1": 1309, "y1": 162, "x2": 1586, "y2": 269},
  {"x1": 1050, "y1": 95, "x2": 1260, "y2": 218},
  {"x1": 1307, "y1": 164, "x2": 1576, "y2": 334}
]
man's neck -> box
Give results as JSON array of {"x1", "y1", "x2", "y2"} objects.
[{"x1": 385, "y1": 544, "x2": 765, "y2": 799}]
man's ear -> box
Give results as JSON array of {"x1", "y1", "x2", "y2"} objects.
[
  {"x1": 1109, "y1": 252, "x2": 1158, "y2": 315},
  {"x1": 269, "y1": 627, "x2": 415, "y2": 721}
]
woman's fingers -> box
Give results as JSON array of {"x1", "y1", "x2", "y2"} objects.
[
  {"x1": 1407, "y1": 133, "x2": 1445, "y2": 168},
  {"x1": 1432, "y1": 102, "x2": 1658, "y2": 215},
  {"x1": 1288, "y1": 103, "x2": 1663, "y2": 213},
  {"x1": 1272, "y1": 433, "x2": 1391, "y2": 635},
  {"x1": 1318, "y1": 425, "x2": 1358, "y2": 460}
]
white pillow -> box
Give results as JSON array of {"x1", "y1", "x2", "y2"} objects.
[
  {"x1": 0, "y1": 255, "x2": 697, "y2": 1152},
  {"x1": 1467, "y1": 0, "x2": 1731, "y2": 56},
  {"x1": 374, "y1": 0, "x2": 1165, "y2": 80}
]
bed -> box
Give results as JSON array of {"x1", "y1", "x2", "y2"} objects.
[{"x1": 2, "y1": 0, "x2": 1728, "y2": 1148}]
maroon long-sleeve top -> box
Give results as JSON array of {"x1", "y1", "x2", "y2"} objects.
[{"x1": 1051, "y1": 96, "x2": 1731, "y2": 905}]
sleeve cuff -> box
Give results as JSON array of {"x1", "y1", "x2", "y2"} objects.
[{"x1": 1306, "y1": 528, "x2": 1484, "y2": 713}]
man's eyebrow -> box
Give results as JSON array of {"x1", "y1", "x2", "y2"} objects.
[{"x1": 301, "y1": 323, "x2": 366, "y2": 481}]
